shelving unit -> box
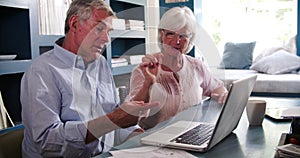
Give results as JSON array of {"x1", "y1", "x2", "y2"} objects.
[
  {"x1": 108, "y1": 0, "x2": 149, "y2": 75},
  {"x1": 0, "y1": 1, "x2": 31, "y2": 75},
  {"x1": 0, "y1": 0, "x2": 30, "y2": 123},
  {"x1": 0, "y1": 0, "x2": 149, "y2": 76},
  {"x1": 0, "y1": 1, "x2": 63, "y2": 76},
  {"x1": 0, "y1": 0, "x2": 150, "y2": 124}
]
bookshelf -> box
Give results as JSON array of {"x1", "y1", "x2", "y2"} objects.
[
  {"x1": 107, "y1": 0, "x2": 149, "y2": 75},
  {"x1": 0, "y1": 0, "x2": 32, "y2": 124},
  {"x1": 0, "y1": 1, "x2": 31, "y2": 75},
  {"x1": 0, "y1": 0, "x2": 150, "y2": 76},
  {"x1": 0, "y1": 0, "x2": 151, "y2": 124}
]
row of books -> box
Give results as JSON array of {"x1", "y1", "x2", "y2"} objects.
[
  {"x1": 111, "y1": 55, "x2": 145, "y2": 67},
  {"x1": 112, "y1": 19, "x2": 145, "y2": 31},
  {"x1": 38, "y1": 0, "x2": 144, "y2": 35},
  {"x1": 38, "y1": 0, "x2": 72, "y2": 35},
  {"x1": 111, "y1": 57, "x2": 128, "y2": 67}
]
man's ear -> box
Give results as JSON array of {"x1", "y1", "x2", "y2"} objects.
[{"x1": 69, "y1": 15, "x2": 78, "y2": 32}]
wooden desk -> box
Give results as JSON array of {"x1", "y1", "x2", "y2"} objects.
[{"x1": 96, "y1": 101, "x2": 292, "y2": 158}]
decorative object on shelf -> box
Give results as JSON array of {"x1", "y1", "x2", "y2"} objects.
[
  {"x1": 0, "y1": 55, "x2": 17, "y2": 61},
  {"x1": 111, "y1": 57, "x2": 129, "y2": 67},
  {"x1": 0, "y1": 91, "x2": 15, "y2": 130},
  {"x1": 125, "y1": 19, "x2": 145, "y2": 31},
  {"x1": 112, "y1": 18, "x2": 126, "y2": 30},
  {"x1": 123, "y1": 55, "x2": 145, "y2": 65}
]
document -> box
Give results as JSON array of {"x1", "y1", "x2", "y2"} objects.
[
  {"x1": 109, "y1": 146, "x2": 197, "y2": 158},
  {"x1": 276, "y1": 143, "x2": 300, "y2": 157}
]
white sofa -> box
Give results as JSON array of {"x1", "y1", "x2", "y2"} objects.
[
  {"x1": 207, "y1": 39, "x2": 300, "y2": 97},
  {"x1": 211, "y1": 68, "x2": 300, "y2": 96}
]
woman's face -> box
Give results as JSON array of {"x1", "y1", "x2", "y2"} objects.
[{"x1": 160, "y1": 27, "x2": 191, "y2": 56}]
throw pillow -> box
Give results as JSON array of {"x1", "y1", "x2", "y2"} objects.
[
  {"x1": 253, "y1": 46, "x2": 285, "y2": 63},
  {"x1": 250, "y1": 50, "x2": 300, "y2": 74},
  {"x1": 219, "y1": 42, "x2": 256, "y2": 69}
]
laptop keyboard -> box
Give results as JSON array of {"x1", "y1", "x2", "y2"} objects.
[{"x1": 173, "y1": 124, "x2": 215, "y2": 145}]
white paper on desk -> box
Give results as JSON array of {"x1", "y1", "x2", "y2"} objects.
[{"x1": 109, "y1": 146, "x2": 197, "y2": 158}]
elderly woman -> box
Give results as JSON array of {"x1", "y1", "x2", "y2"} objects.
[{"x1": 127, "y1": 6, "x2": 228, "y2": 129}]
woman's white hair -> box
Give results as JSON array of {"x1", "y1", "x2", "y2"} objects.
[{"x1": 158, "y1": 6, "x2": 197, "y2": 54}]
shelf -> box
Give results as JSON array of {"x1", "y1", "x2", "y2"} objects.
[
  {"x1": 114, "y1": 0, "x2": 146, "y2": 6},
  {"x1": 0, "y1": 5, "x2": 31, "y2": 60},
  {"x1": 0, "y1": 0, "x2": 28, "y2": 9},
  {"x1": 110, "y1": 30, "x2": 146, "y2": 38},
  {"x1": 112, "y1": 64, "x2": 138, "y2": 75},
  {"x1": 37, "y1": 35, "x2": 63, "y2": 46},
  {"x1": 107, "y1": 0, "x2": 148, "y2": 75},
  {"x1": 0, "y1": 60, "x2": 32, "y2": 75}
]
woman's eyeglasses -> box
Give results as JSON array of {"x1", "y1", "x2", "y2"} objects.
[{"x1": 162, "y1": 29, "x2": 192, "y2": 40}]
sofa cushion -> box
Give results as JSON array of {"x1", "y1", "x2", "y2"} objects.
[
  {"x1": 250, "y1": 50, "x2": 300, "y2": 75},
  {"x1": 219, "y1": 41, "x2": 256, "y2": 69}
]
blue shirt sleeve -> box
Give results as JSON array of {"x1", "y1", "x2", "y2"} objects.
[{"x1": 21, "y1": 53, "x2": 99, "y2": 157}]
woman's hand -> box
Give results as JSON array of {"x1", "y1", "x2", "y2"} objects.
[
  {"x1": 139, "y1": 54, "x2": 163, "y2": 84},
  {"x1": 211, "y1": 86, "x2": 228, "y2": 104}
]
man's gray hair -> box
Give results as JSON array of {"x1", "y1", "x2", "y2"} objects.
[{"x1": 64, "y1": 0, "x2": 115, "y2": 34}]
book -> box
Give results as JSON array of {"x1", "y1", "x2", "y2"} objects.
[
  {"x1": 111, "y1": 57, "x2": 128, "y2": 64},
  {"x1": 112, "y1": 61, "x2": 129, "y2": 67},
  {"x1": 125, "y1": 19, "x2": 145, "y2": 31}
]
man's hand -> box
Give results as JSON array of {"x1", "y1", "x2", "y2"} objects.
[{"x1": 108, "y1": 101, "x2": 160, "y2": 128}]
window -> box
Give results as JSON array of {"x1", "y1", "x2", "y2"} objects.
[{"x1": 202, "y1": 0, "x2": 297, "y2": 58}]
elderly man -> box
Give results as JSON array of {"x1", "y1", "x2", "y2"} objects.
[{"x1": 21, "y1": 0, "x2": 159, "y2": 157}]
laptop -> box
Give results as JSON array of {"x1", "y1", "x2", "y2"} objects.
[{"x1": 141, "y1": 75, "x2": 257, "y2": 152}]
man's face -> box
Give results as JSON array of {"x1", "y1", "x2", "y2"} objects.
[{"x1": 76, "y1": 9, "x2": 113, "y2": 63}]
